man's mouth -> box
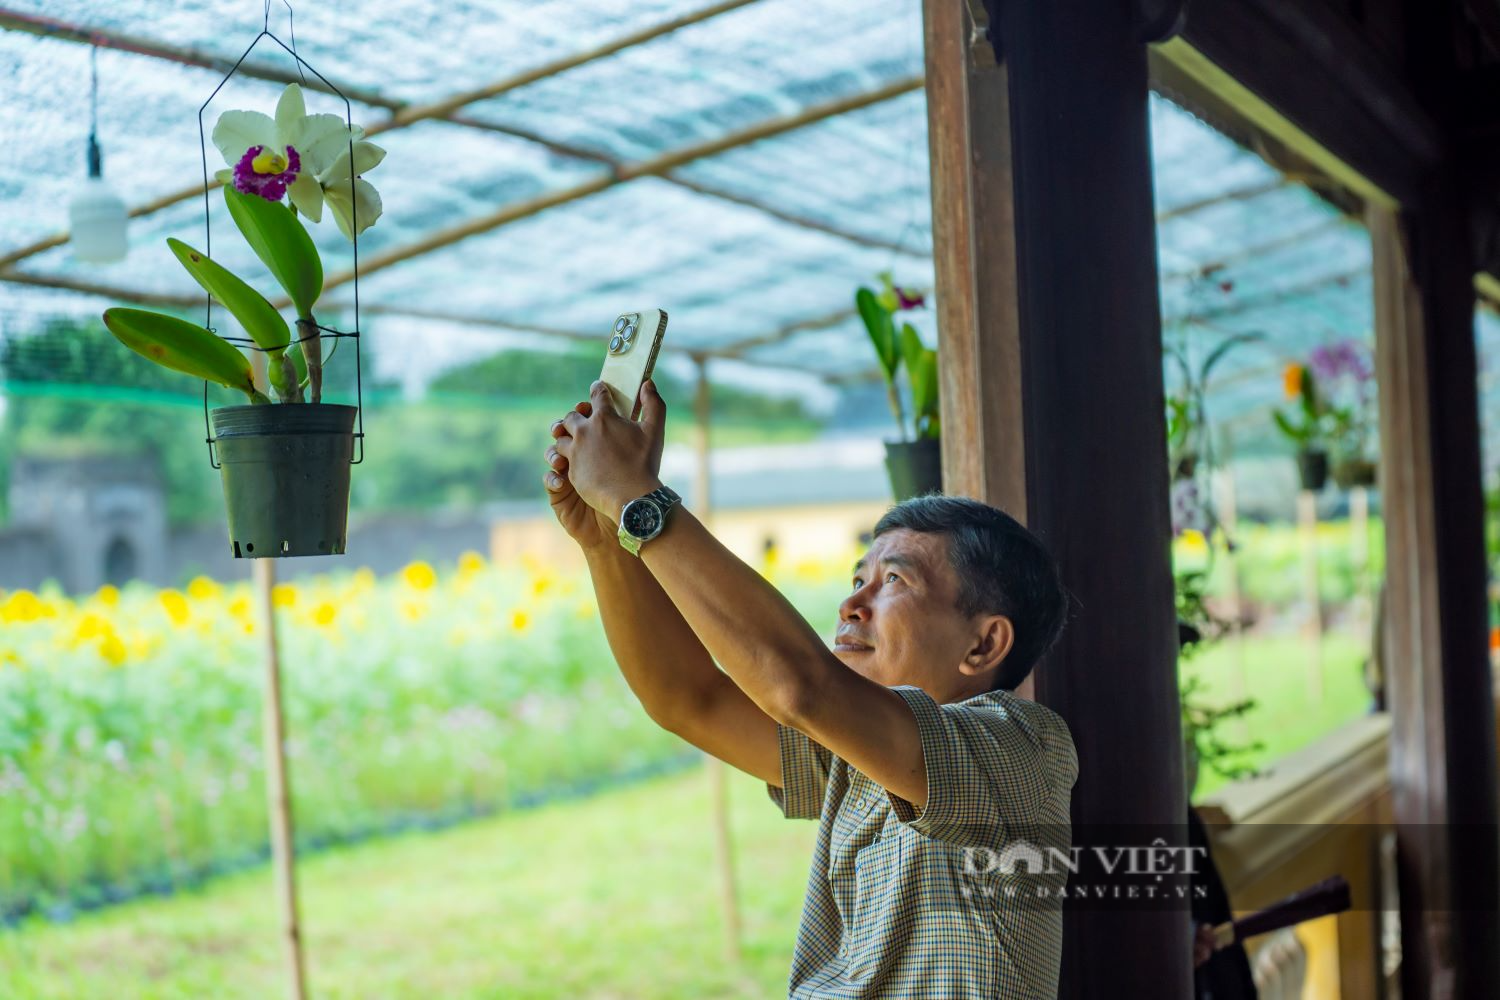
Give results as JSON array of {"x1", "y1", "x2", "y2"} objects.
[{"x1": 834, "y1": 634, "x2": 873, "y2": 652}]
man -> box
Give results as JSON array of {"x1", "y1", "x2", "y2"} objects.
[{"x1": 544, "y1": 379, "x2": 1078, "y2": 998}]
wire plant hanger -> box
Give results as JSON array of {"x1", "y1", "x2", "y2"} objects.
[{"x1": 197, "y1": 0, "x2": 365, "y2": 469}]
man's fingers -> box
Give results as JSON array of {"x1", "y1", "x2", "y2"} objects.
[
  {"x1": 562, "y1": 410, "x2": 587, "y2": 435},
  {"x1": 553, "y1": 436, "x2": 573, "y2": 460},
  {"x1": 638, "y1": 378, "x2": 667, "y2": 442},
  {"x1": 553, "y1": 398, "x2": 592, "y2": 437},
  {"x1": 543, "y1": 470, "x2": 567, "y2": 494},
  {"x1": 589, "y1": 380, "x2": 613, "y2": 413},
  {"x1": 545, "y1": 445, "x2": 568, "y2": 472}
]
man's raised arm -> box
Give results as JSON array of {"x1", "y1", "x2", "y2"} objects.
[{"x1": 545, "y1": 401, "x2": 781, "y2": 786}]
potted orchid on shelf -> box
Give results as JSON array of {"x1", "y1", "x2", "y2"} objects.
[
  {"x1": 1306, "y1": 339, "x2": 1378, "y2": 490},
  {"x1": 1272, "y1": 359, "x2": 1335, "y2": 492},
  {"x1": 856, "y1": 273, "x2": 940, "y2": 500},
  {"x1": 101, "y1": 83, "x2": 384, "y2": 558}
]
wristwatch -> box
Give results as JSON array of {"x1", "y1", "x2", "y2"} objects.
[{"x1": 617, "y1": 485, "x2": 681, "y2": 556}]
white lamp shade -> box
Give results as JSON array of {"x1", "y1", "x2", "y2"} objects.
[{"x1": 69, "y1": 178, "x2": 129, "y2": 263}]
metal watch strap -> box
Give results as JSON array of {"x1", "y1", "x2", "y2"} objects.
[
  {"x1": 618, "y1": 484, "x2": 681, "y2": 556},
  {"x1": 646, "y1": 485, "x2": 681, "y2": 516}
]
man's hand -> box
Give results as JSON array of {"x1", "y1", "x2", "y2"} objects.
[
  {"x1": 544, "y1": 400, "x2": 618, "y2": 552},
  {"x1": 553, "y1": 379, "x2": 667, "y2": 519}
]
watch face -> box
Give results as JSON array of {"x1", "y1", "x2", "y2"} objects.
[{"x1": 623, "y1": 499, "x2": 663, "y2": 539}]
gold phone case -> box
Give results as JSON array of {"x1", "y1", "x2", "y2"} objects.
[{"x1": 599, "y1": 309, "x2": 668, "y2": 419}]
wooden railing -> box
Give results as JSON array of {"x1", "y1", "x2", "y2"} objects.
[
  {"x1": 1200, "y1": 687, "x2": 1500, "y2": 996},
  {"x1": 1198, "y1": 711, "x2": 1396, "y2": 998}
]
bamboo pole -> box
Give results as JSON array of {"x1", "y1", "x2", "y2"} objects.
[
  {"x1": 315, "y1": 76, "x2": 924, "y2": 295},
  {"x1": 0, "y1": 268, "x2": 201, "y2": 307},
  {"x1": 1154, "y1": 179, "x2": 1285, "y2": 221},
  {"x1": 665, "y1": 175, "x2": 923, "y2": 257},
  {"x1": 346, "y1": 303, "x2": 864, "y2": 375},
  {"x1": 692, "y1": 355, "x2": 744, "y2": 965},
  {"x1": 254, "y1": 558, "x2": 308, "y2": 1000},
  {"x1": 1298, "y1": 489, "x2": 1324, "y2": 706}
]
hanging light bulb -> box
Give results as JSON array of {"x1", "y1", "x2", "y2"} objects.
[{"x1": 69, "y1": 46, "x2": 127, "y2": 263}]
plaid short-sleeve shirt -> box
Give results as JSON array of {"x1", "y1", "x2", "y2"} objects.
[{"x1": 766, "y1": 684, "x2": 1078, "y2": 999}]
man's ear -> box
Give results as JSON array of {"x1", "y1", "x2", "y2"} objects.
[{"x1": 959, "y1": 615, "x2": 1015, "y2": 677}]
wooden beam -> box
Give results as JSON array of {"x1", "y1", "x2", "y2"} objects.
[
  {"x1": 924, "y1": 0, "x2": 1023, "y2": 512},
  {"x1": 316, "y1": 76, "x2": 923, "y2": 295},
  {"x1": 927, "y1": 0, "x2": 1189, "y2": 995},
  {"x1": 1148, "y1": 48, "x2": 1367, "y2": 221},
  {"x1": 1165, "y1": 0, "x2": 1450, "y2": 209},
  {"x1": 1370, "y1": 187, "x2": 1500, "y2": 997}
]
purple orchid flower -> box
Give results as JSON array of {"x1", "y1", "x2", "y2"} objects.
[{"x1": 232, "y1": 144, "x2": 302, "y2": 202}]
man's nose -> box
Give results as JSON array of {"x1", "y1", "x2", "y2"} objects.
[{"x1": 839, "y1": 591, "x2": 869, "y2": 623}]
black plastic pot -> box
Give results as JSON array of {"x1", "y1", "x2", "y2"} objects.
[
  {"x1": 210, "y1": 404, "x2": 358, "y2": 558},
  {"x1": 884, "y1": 437, "x2": 943, "y2": 501},
  {"x1": 1173, "y1": 451, "x2": 1199, "y2": 481},
  {"x1": 1296, "y1": 449, "x2": 1330, "y2": 492}
]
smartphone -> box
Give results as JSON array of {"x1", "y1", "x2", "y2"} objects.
[{"x1": 598, "y1": 309, "x2": 668, "y2": 420}]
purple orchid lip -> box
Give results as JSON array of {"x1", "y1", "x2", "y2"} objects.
[
  {"x1": 895, "y1": 288, "x2": 925, "y2": 310},
  {"x1": 232, "y1": 144, "x2": 301, "y2": 202}
]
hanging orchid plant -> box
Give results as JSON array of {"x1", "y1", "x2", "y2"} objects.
[
  {"x1": 856, "y1": 272, "x2": 937, "y2": 442},
  {"x1": 101, "y1": 83, "x2": 385, "y2": 405}
]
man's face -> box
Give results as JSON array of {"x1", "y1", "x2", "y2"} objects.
[{"x1": 836, "y1": 528, "x2": 984, "y2": 695}]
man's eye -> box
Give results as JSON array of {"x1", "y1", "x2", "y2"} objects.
[
  {"x1": 851, "y1": 578, "x2": 864, "y2": 590},
  {"x1": 886, "y1": 572, "x2": 901, "y2": 584}
]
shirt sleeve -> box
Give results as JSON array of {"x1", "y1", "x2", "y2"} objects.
[
  {"x1": 765, "y1": 722, "x2": 834, "y2": 819},
  {"x1": 884, "y1": 684, "x2": 1069, "y2": 847}
]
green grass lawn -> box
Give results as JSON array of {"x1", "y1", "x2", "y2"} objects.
[
  {"x1": 0, "y1": 763, "x2": 817, "y2": 1000},
  {"x1": 0, "y1": 626, "x2": 1380, "y2": 998},
  {"x1": 1185, "y1": 630, "x2": 1375, "y2": 799}
]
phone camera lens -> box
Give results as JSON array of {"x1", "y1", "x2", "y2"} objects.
[
  {"x1": 614, "y1": 317, "x2": 629, "y2": 334},
  {"x1": 622, "y1": 323, "x2": 637, "y2": 342},
  {"x1": 609, "y1": 334, "x2": 624, "y2": 353}
]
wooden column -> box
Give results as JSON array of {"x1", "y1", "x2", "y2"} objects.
[
  {"x1": 1369, "y1": 191, "x2": 1500, "y2": 998},
  {"x1": 925, "y1": 0, "x2": 1023, "y2": 511},
  {"x1": 925, "y1": 1, "x2": 1189, "y2": 996}
]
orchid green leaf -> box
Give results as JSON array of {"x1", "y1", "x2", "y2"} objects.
[
  {"x1": 102, "y1": 308, "x2": 264, "y2": 402},
  {"x1": 224, "y1": 187, "x2": 323, "y2": 319},
  {"x1": 1272, "y1": 409, "x2": 1304, "y2": 443},
  {"x1": 167, "y1": 238, "x2": 290, "y2": 355},
  {"x1": 857, "y1": 287, "x2": 898, "y2": 382},
  {"x1": 900, "y1": 323, "x2": 940, "y2": 440}
]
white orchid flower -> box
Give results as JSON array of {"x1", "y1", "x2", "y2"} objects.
[
  {"x1": 211, "y1": 83, "x2": 382, "y2": 238},
  {"x1": 317, "y1": 139, "x2": 385, "y2": 240}
]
